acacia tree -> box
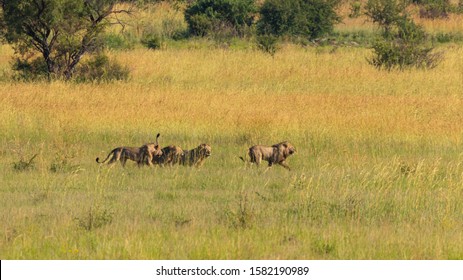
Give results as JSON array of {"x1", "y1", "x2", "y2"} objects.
[{"x1": 0, "y1": 0, "x2": 129, "y2": 80}]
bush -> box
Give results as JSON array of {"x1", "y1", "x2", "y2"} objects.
[
  {"x1": 368, "y1": 37, "x2": 442, "y2": 70},
  {"x1": 349, "y1": 1, "x2": 363, "y2": 18},
  {"x1": 364, "y1": 0, "x2": 407, "y2": 34},
  {"x1": 257, "y1": 0, "x2": 341, "y2": 39},
  {"x1": 12, "y1": 58, "x2": 49, "y2": 81},
  {"x1": 74, "y1": 54, "x2": 130, "y2": 83},
  {"x1": 76, "y1": 205, "x2": 114, "y2": 231},
  {"x1": 12, "y1": 154, "x2": 37, "y2": 172},
  {"x1": 366, "y1": 0, "x2": 443, "y2": 70},
  {"x1": 418, "y1": 0, "x2": 452, "y2": 19},
  {"x1": 184, "y1": 0, "x2": 256, "y2": 37},
  {"x1": 256, "y1": 35, "x2": 279, "y2": 56},
  {"x1": 103, "y1": 33, "x2": 137, "y2": 50},
  {"x1": 141, "y1": 33, "x2": 163, "y2": 49}
]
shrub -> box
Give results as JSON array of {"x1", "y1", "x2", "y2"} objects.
[
  {"x1": 364, "y1": 0, "x2": 407, "y2": 34},
  {"x1": 256, "y1": 35, "x2": 279, "y2": 56},
  {"x1": 257, "y1": 0, "x2": 341, "y2": 39},
  {"x1": 184, "y1": 0, "x2": 256, "y2": 37},
  {"x1": 418, "y1": 0, "x2": 452, "y2": 19},
  {"x1": 368, "y1": 37, "x2": 443, "y2": 70},
  {"x1": 12, "y1": 58, "x2": 49, "y2": 81},
  {"x1": 12, "y1": 154, "x2": 37, "y2": 172},
  {"x1": 104, "y1": 33, "x2": 137, "y2": 50},
  {"x1": 76, "y1": 205, "x2": 114, "y2": 231},
  {"x1": 224, "y1": 193, "x2": 255, "y2": 229},
  {"x1": 349, "y1": 1, "x2": 363, "y2": 18},
  {"x1": 366, "y1": 0, "x2": 443, "y2": 70},
  {"x1": 141, "y1": 33, "x2": 163, "y2": 50},
  {"x1": 74, "y1": 53, "x2": 130, "y2": 83}
]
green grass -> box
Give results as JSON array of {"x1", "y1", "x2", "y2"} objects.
[{"x1": 1, "y1": 32, "x2": 463, "y2": 259}]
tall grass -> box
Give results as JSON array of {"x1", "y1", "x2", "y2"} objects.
[{"x1": 1, "y1": 14, "x2": 463, "y2": 259}]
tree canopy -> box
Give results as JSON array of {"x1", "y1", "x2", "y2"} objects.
[{"x1": 0, "y1": 0, "x2": 129, "y2": 80}]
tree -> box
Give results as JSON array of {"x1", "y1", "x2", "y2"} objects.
[
  {"x1": 0, "y1": 0, "x2": 130, "y2": 80},
  {"x1": 184, "y1": 0, "x2": 256, "y2": 37},
  {"x1": 257, "y1": 0, "x2": 341, "y2": 39},
  {"x1": 365, "y1": 0, "x2": 442, "y2": 70}
]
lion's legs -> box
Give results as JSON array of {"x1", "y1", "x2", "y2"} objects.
[
  {"x1": 279, "y1": 161, "x2": 291, "y2": 171},
  {"x1": 146, "y1": 153, "x2": 154, "y2": 167},
  {"x1": 250, "y1": 152, "x2": 262, "y2": 167},
  {"x1": 107, "y1": 151, "x2": 121, "y2": 165},
  {"x1": 120, "y1": 157, "x2": 127, "y2": 167}
]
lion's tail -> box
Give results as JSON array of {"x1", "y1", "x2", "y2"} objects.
[
  {"x1": 239, "y1": 148, "x2": 251, "y2": 162},
  {"x1": 96, "y1": 149, "x2": 116, "y2": 164}
]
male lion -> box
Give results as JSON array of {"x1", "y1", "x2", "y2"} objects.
[
  {"x1": 96, "y1": 146, "x2": 143, "y2": 167},
  {"x1": 96, "y1": 133, "x2": 162, "y2": 167},
  {"x1": 180, "y1": 143, "x2": 212, "y2": 167},
  {"x1": 153, "y1": 145, "x2": 184, "y2": 166},
  {"x1": 138, "y1": 133, "x2": 163, "y2": 166},
  {"x1": 239, "y1": 141, "x2": 296, "y2": 170}
]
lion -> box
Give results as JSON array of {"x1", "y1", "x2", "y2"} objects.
[
  {"x1": 152, "y1": 145, "x2": 184, "y2": 166},
  {"x1": 96, "y1": 146, "x2": 143, "y2": 167},
  {"x1": 96, "y1": 133, "x2": 162, "y2": 167},
  {"x1": 138, "y1": 133, "x2": 163, "y2": 166},
  {"x1": 180, "y1": 143, "x2": 212, "y2": 167},
  {"x1": 239, "y1": 141, "x2": 296, "y2": 170}
]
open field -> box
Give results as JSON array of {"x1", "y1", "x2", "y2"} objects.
[
  {"x1": 1, "y1": 43, "x2": 462, "y2": 259},
  {"x1": 1, "y1": 0, "x2": 463, "y2": 258}
]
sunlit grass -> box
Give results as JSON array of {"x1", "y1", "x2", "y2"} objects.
[{"x1": 0, "y1": 3, "x2": 463, "y2": 259}]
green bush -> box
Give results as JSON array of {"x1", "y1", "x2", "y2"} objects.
[
  {"x1": 184, "y1": 0, "x2": 256, "y2": 37},
  {"x1": 141, "y1": 33, "x2": 163, "y2": 49},
  {"x1": 11, "y1": 58, "x2": 50, "y2": 81},
  {"x1": 256, "y1": 35, "x2": 279, "y2": 56},
  {"x1": 365, "y1": 0, "x2": 407, "y2": 34},
  {"x1": 74, "y1": 54, "x2": 130, "y2": 83},
  {"x1": 349, "y1": 1, "x2": 362, "y2": 18},
  {"x1": 103, "y1": 33, "x2": 137, "y2": 50},
  {"x1": 257, "y1": 0, "x2": 341, "y2": 39},
  {"x1": 366, "y1": 0, "x2": 443, "y2": 70},
  {"x1": 368, "y1": 37, "x2": 442, "y2": 70}
]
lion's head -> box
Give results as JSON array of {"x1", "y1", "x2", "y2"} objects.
[
  {"x1": 273, "y1": 141, "x2": 296, "y2": 160},
  {"x1": 197, "y1": 143, "x2": 212, "y2": 158}
]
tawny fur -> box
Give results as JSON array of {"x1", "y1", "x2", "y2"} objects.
[
  {"x1": 96, "y1": 146, "x2": 143, "y2": 167},
  {"x1": 239, "y1": 141, "x2": 296, "y2": 170},
  {"x1": 138, "y1": 133, "x2": 163, "y2": 166},
  {"x1": 180, "y1": 143, "x2": 212, "y2": 167},
  {"x1": 97, "y1": 133, "x2": 162, "y2": 167},
  {"x1": 152, "y1": 145, "x2": 184, "y2": 166}
]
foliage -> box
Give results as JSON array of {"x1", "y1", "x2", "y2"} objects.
[
  {"x1": 12, "y1": 154, "x2": 37, "y2": 172},
  {"x1": 256, "y1": 35, "x2": 279, "y2": 56},
  {"x1": 349, "y1": 1, "x2": 362, "y2": 18},
  {"x1": 0, "y1": 0, "x2": 129, "y2": 80},
  {"x1": 368, "y1": 36, "x2": 442, "y2": 70},
  {"x1": 184, "y1": 0, "x2": 256, "y2": 37},
  {"x1": 365, "y1": 0, "x2": 442, "y2": 70},
  {"x1": 256, "y1": 0, "x2": 341, "y2": 39},
  {"x1": 73, "y1": 53, "x2": 130, "y2": 82},
  {"x1": 76, "y1": 205, "x2": 114, "y2": 231},
  {"x1": 11, "y1": 57, "x2": 50, "y2": 81},
  {"x1": 103, "y1": 33, "x2": 137, "y2": 50},
  {"x1": 141, "y1": 33, "x2": 163, "y2": 49},
  {"x1": 365, "y1": 0, "x2": 408, "y2": 35},
  {"x1": 417, "y1": 0, "x2": 452, "y2": 19}
]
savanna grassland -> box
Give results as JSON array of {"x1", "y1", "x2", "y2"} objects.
[{"x1": 1, "y1": 3, "x2": 463, "y2": 259}]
